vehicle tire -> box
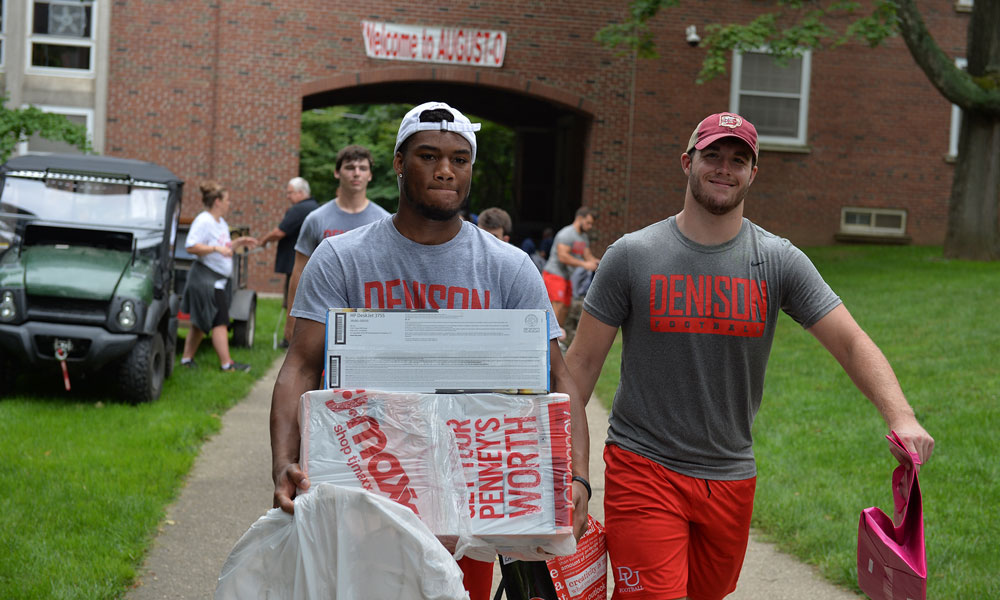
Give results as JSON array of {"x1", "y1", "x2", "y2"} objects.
[
  {"x1": 118, "y1": 333, "x2": 165, "y2": 405},
  {"x1": 231, "y1": 296, "x2": 256, "y2": 348}
]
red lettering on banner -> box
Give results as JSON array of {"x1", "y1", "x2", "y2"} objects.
[
  {"x1": 363, "y1": 21, "x2": 506, "y2": 67},
  {"x1": 437, "y1": 29, "x2": 449, "y2": 60}
]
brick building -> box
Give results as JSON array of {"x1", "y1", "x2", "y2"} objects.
[{"x1": 2, "y1": 1, "x2": 972, "y2": 293}]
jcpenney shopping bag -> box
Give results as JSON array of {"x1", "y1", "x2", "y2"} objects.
[
  {"x1": 497, "y1": 516, "x2": 607, "y2": 600},
  {"x1": 857, "y1": 431, "x2": 926, "y2": 600}
]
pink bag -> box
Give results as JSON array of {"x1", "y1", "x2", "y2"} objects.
[{"x1": 857, "y1": 431, "x2": 926, "y2": 600}]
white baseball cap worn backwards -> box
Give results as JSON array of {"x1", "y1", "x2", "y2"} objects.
[{"x1": 394, "y1": 101, "x2": 482, "y2": 163}]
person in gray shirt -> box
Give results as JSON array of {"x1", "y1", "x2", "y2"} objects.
[
  {"x1": 271, "y1": 102, "x2": 591, "y2": 600},
  {"x1": 281, "y1": 145, "x2": 389, "y2": 347},
  {"x1": 566, "y1": 112, "x2": 934, "y2": 600},
  {"x1": 542, "y1": 207, "x2": 600, "y2": 330}
]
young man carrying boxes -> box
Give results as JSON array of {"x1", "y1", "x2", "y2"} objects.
[{"x1": 270, "y1": 101, "x2": 591, "y2": 600}]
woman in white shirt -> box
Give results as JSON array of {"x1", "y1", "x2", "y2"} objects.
[{"x1": 180, "y1": 181, "x2": 258, "y2": 371}]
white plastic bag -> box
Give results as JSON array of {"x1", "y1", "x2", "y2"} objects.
[{"x1": 215, "y1": 484, "x2": 469, "y2": 600}]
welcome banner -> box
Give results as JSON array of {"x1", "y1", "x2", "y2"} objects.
[{"x1": 362, "y1": 20, "x2": 507, "y2": 67}]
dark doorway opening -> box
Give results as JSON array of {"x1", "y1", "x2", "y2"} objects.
[{"x1": 303, "y1": 81, "x2": 590, "y2": 248}]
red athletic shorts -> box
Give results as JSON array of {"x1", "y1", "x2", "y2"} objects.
[
  {"x1": 604, "y1": 444, "x2": 756, "y2": 600},
  {"x1": 543, "y1": 271, "x2": 572, "y2": 305},
  {"x1": 457, "y1": 556, "x2": 493, "y2": 600}
]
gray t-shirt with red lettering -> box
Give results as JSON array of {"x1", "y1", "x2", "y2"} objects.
[
  {"x1": 292, "y1": 216, "x2": 562, "y2": 340},
  {"x1": 294, "y1": 199, "x2": 391, "y2": 257},
  {"x1": 584, "y1": 216, "x2": 841, "y2": 480},
  {"x1": 543, "y1": 223, "x2": 589, "y2": 280}
]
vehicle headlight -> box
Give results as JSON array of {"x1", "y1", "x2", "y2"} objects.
[
  {"x1": 0, "y1": 291, "x2": 16, "y2": 322},
  {"x1": 117, "y1": 300, "x2": 137, "y2": 329}
]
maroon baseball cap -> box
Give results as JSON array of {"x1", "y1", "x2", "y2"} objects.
[{"x1": 687, "y1": 112, "x2": 759, "y2": 160}]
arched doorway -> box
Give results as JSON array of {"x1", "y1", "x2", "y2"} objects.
[{"x1": 302, "y1": 70, "x2": 593, "y2": 246}]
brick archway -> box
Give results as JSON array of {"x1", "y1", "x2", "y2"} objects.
[
  {"x1": 300, "y1": 66, "x2": 595, "y2": 248},
  {"x1": 301, "y1": 66, "x2": 596, "y2": 117}
]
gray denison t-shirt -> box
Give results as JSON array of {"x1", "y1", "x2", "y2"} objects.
[
  {"x1": 292, "y1": 217, "x2": 562, "y2": 341},
  {"x1": 584, "y1": 216, "x2": 842, "y2": 480},
  {"x1": 543, "y1": 223, "x2": 590, "y2": 279},
  {"x1": 294, "y1": 199, "x2": 391, "y2": 257}
]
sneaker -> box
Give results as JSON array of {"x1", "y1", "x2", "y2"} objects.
[
  {"x1": 181, "y1": 359, "x2": 197, "y2": 369},
  {"x1": 221, "y1": 361, "x2": 251, "y2": 372}
]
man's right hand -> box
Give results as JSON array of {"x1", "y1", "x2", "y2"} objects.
[{"x1": 273, "y1": 462, "x2": 310, "y2": 514}]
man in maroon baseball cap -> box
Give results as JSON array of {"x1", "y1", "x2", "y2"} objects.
[
  {"x1": 687, "y1": 111, "x2": 759, "y2": 163},
  {"x1": 566, "y1": 111, "x2": 933, "y2": 599}
]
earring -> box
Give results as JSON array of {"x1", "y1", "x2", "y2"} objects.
[{"x1": 397, "y1": 173, "x2": 402, "y2": 178}]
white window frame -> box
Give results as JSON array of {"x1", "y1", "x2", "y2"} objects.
[
  {"x1": 16, "y1": 104, "x2": 94, "y2": 155},
  {"x1": 730, "y1": 48, "x2": 812, "y2": 147},
  {"x1": 948, "y1": 58, "x2": 967, "y2": 159},
  {"x1": 0, "y1": 0, "x2": 7, "y2": 71},
  {"x1": 25, "y1": 0, "x2": 97, "y2": 77},
  {"x1": 840, "y1": 207, "x2": 908, "y2": 237},
  {"x1": 955, "y1": 0, "x2": 973, "y2": 11}
]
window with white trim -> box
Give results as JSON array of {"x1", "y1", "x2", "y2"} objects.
[
  {"x1": 731, "y1": 49, "x2": 812, "y2": 147},
  {"x1": 16, "y1": 105, "x2": 93, "y2": 155},
  {"x1": 956, "y1": 0, "x2": 973, "y2": 11},
  {"x1": 27, "y1": 0, "x2": 96, "y2": 74},
  {"x1": 1, "y1": 0, "x2": 7, "y2": 70},
  {"x1": 840, "y1": 207, "x2": 907, "y2": 237},
  {"x1": 948, "y1": 58, "x2": 967, "y2": 159}
]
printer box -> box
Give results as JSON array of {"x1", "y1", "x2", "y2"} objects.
[{"x1": 324, "y1": 309, "x2": 550, "y2": 393}]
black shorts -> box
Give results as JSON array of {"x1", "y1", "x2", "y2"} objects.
[{"x1": 212, "y1": 288, "x2": 230, "y2": 328}]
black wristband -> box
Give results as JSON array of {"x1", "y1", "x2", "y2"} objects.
[{"x1": 572, "y1": 475, "x2": 592, "y2": 501}]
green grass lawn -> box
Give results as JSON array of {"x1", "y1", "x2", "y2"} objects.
[
  {"x1": 592, "y1": 245, "x2": 999, "y2": 599},
  {"x1": 0, "y1": 298, "x2": 286, "y2": 599}
]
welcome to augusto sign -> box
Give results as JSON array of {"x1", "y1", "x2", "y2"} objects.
[{"x1": 362, "y1": 20, "x2": 507, "y2": 68}]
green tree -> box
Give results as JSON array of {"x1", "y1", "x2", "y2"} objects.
[
  {"x1": 466, "y1": 117, "x2": 516, "y2": 217},
  {"x1": 300, "y1": 104, "x2": 408, "y2": 211},
  {"x1": 300, "y1": 104, "x2": 515, "y2": 217},
  {"x1": 598, "y1": 0, "x2": 1000, "y2": 260},
  {"x1": 0, "y1": 97, "x2": 91, "y2": 161}
]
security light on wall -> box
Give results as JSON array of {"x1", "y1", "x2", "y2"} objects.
[{"x1": 685, "y1": 25, "x2": 700, "y2": 47}]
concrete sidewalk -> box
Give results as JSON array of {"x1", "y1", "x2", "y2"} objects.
[{"x1": 127, "y1": 359, "x2": 861, "y2": 599}]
